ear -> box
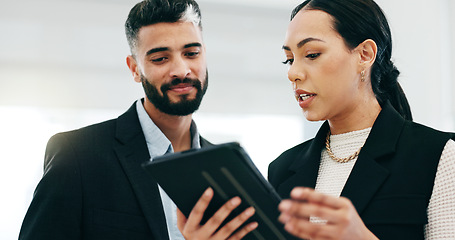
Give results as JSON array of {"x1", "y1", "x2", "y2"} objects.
[
  {"x1": 357, "y1": 39, "x2": 377, "y2": 70},
  {"x1": 126, "y1": 55, "x2": 141, "y2": 83}
]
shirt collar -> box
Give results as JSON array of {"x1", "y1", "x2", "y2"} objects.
[{"x1": 136, "y1": 99, "x2": 201, "y2": 159}]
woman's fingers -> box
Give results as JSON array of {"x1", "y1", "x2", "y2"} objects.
[
  {"x1": 278, "y1": 187, "x2": 378, "y2": 240},
  {"x1": 279, "y1": 187, "x2": 346, "y2": 221},
  {"x1": 279, "y1": 199, "x2": 339, "y2": 223},
  {"x1": 278, "y1": 193, "x2": 341, "y2": 239},
  {"x1": 280, "y1": 216, "x2": 325, "y2": 239},
  {"x1": 291, "y1": 187, "x2": 345, "y2": 209}
]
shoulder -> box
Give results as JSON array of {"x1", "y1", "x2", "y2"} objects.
[
  {"x1": 404, "y1": 120, "x2": 452, "y2": 137},
  {"x1": 45, "y1": 101, "x2": 142, "y2": 164},
  {"x1": 44, "y1": 119, "x2": 118, "y2": 166},
  {"x1": 386, "y1": 121, "x2": 455, "y2": 172},
  {"x1": 271, "y1": 139, "x2": 314, "y2": 166},
  {"x1": 48, "y1": 119, "x2": 117, "y2": 148},
  {"x1": 401, "y1": 120, "x2": 454, "y2": 148},
  {"x1": 375, "y1": 101, "x2": 453, "y2": 146}
]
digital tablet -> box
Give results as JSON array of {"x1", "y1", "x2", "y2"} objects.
[{"x1": 142, "y1": 142, "x2": 294, "y2": 240}]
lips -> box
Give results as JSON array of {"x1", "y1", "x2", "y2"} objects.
[
  {"x1": 169, "y1": 83, "x2": 194, "y2": 90},
  {"x1": 294, "y1": 89, "x2": 316, "y2": 108},
  {"x1": 298, "y1": 93, "x2": 316, "y2": 101},
  {"x1": 294, "y1": 89, "x2": 316, "y2": 101},
  {"x1": 164, "y1": 83, "x2": 196, "y2": 95}
]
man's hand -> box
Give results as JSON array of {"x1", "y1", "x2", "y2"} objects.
[{"x1": 177, "y1": 187, "x2": 258, "y2": 240}]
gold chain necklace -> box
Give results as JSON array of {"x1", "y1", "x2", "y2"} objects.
[{"x1": 325, "y1": 131, "x2": 362, "y2": 163}]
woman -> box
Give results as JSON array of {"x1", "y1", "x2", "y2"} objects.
[
  {"x1": 177, "y1": 0, "x2": 455, "y2": 239},
  {"x1": 270, "y1": 0, "x2": 455, "y2": 239}
]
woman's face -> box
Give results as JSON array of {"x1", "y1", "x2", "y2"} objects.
[{"x1": 283, "y1": 9, "x2": 365, "y2": 122}]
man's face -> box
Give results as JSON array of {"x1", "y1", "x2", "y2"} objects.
[{"x1": 129, "y1": 22, "x2": 208, "y2": 116}]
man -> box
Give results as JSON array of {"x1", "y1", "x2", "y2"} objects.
[{"x1": 19, "y1": 0, "x2": 241, "y2": 239}]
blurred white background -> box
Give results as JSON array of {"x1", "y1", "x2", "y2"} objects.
[{"x1": 1, "y1": 0, "x2": 454, "y2": 239}]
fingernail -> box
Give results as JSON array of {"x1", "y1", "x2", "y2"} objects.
[
  {"x1": 285, "y1": 223, "x2": 294, "y2": 232},
  {"x1": 279, "y1": 201, "x2": 291, "y2": 211},
  {"x1": 248, "y1": 222, "x2": 258, "y2": 230},
  {"x1": 291, "y1": 187, "x2": 305, "y2": 197},
  {"x1": 278, "y1": 213, "x2": 290, "y2": 223},
  {"x1": 244, "y1": 207, "x2": 255, "y2": 217},
  {"x1": 230, "y1": 197, "x2": 241, "y2": 206},
  {"x1": 204, "y1": 187, "x2": 213, "y2": 197}
]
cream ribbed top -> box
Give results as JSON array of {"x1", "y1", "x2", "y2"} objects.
[{"x1": 313, "y1": 128, "x2": 455, "y2": 239}]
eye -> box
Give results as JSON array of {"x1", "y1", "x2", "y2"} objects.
[
  {"x1": 151, "y1": 57, "x2": 168, "y2": 64},
  {"x1": 282, "y1": 59, "x2": 294, "y2": 65},
  {"x1": 185, "y1": 51, "x2": 200, "y2": 58},
  {"x1": 306, "y1": 53, "x2": 320, "y2": 60}
]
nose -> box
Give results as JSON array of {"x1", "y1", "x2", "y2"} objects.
[
  {"x1": 287, "y1": 63, "x2": 304, "y2": 83},
  {"x1": 169, "y1": 56, "x2": 191, "y2": 79}
]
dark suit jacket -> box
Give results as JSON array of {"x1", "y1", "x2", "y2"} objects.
[
  {"x1": 19, "y1": 101, "x2": 212, "y2": 240},
  {"x1": 268, "y1": 102, "x2": 455, "y2": 239}
]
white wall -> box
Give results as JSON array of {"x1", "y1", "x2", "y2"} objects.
[
  {"x1": 1, "y1": 0, "x2": 454, "y2": 239},
  {"x1": 376, "y1": 0, "x2": 454, "y2": 131}
]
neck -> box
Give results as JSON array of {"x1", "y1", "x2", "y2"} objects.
[
  {"x1": 328, "y1": 97, "x2": 381, "y2": 135},
  {"x1": 143, "y1": 99, "x2": 193, "y2": 152}
]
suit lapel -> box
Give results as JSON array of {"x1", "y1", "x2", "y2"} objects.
[
  {"x1": 277, "y1": 122, "x2": 330, "y2": 197},
  {"x1": 341, "y1": 102, "x2": 405, "y2": 214},
  {"x1": 113, "y1": 103, "x2": 169, "y2": 240},
  {"x1": 290, "y1": 122, "x2": 330, "y2": 187},
  {"x1": 199, "y1": 136, "x2": 213, "y2": 148},
  {"x1": 279, "y1": 102, "x2": 406, "y2": 215}
]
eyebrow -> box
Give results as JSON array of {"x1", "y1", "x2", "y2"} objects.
[
  {"x1": 146, "y1": 47, "x2": 168, "y2": 56},
  {"x1": 184, "y1": 42, "x2": 202, "y2": 48},
  {"x1": 146, "y1": 42, "x2": 202, "y2": 56},
  {"x1": 282, "y1": 37, "x2": 325, "y2": 51}
]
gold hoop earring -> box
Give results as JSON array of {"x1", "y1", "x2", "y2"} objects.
[{"x1": 360, "y1": 70, "x2": 366, "y2": 82}]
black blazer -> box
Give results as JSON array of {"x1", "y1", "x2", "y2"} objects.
[
  {"x1": 268, "y1": 102, "x2": 454, "y2": 239},
  {"x1": 19, "y1": 101, "x2": 212, "y2": 240}
]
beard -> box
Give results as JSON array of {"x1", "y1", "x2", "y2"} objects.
[{"x1": 140, "y1": 71, "x2": 208, "y2": 116}]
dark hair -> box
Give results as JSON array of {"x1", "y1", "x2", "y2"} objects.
[
  {"x1": 125, "y1": 0, "x2": 202, "y2": 55},
  {"x1": 291, "y1": 0, "x2": 412, "y2": 120}
]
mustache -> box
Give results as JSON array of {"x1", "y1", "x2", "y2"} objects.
[{"x1": 160, "y1": 78, "x2": 202, "y2": 92}]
